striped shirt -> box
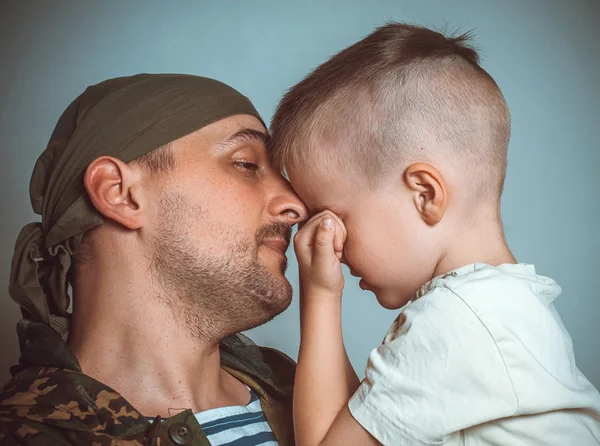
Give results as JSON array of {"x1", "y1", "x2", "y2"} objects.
[
  {"x1": 147, "y1": 389, "x2": 278, "y2": 445},
  {"x1": 194, "y1": 388, "x2": 277, "y2": 446}
]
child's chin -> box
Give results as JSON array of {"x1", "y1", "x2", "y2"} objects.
[{"x1": 374, "y1": 290, "x2": 413, "y2": 310}]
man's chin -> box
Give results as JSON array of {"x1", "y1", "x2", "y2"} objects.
[
  {"x1": 263, "y1": 279, "x2": 293, "y2": 315},
  {"x1": 237, "y1": 282, "x2": 292, "y2": 333},
  {"x1": 258, "y1": 247, "x2": 289, "y2": 276}
]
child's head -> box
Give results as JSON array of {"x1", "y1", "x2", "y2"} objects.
[{"x1": 271, "y1": 23, "x2": 511, "y2": 308}]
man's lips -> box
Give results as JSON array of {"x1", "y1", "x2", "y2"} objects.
[{"x1": 262, "y1": 238, "x2": 289, "y2": 254}]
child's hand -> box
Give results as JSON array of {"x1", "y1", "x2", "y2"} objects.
[{"x1": 294, "y1": 211, "x2": 347, "y2": 299}]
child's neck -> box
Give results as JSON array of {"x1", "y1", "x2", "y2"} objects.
[{"x1": 433, "y1": 219, "x2": 517, "y2": 279}]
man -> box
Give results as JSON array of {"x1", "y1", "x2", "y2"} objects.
[{"x1": 0, "y1": 74, "x2": 307, "y2": 445}]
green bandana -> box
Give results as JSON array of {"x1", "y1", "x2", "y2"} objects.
[{"x1": 9, "y1": 73, "x2": 264, "y2": 346}]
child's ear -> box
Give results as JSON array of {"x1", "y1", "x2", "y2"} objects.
[
  {"x1": 83, "y1": 156, "x2": 146, "y2": 230},
  {"x1": 404, "y1": 163, "x2": 447, "y2": 225}
]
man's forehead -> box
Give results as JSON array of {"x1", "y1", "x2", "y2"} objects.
[
  {"x1": 171, "y1": 114, "x2": 269, "y2": 152},
  {"x1": 217, "y1": 127, "x2": 270, "y2": 153},
  {"x1": 208, "y1": 114, "x2": 267, "y2": 140}
]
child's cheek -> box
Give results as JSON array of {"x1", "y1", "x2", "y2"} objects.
[{"x1": 342, "y1": 240, "x2": 363, "y2": 275}]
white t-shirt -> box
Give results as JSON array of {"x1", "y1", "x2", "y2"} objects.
[{"x1": 348, "y1": 263, "x2": 600, "y2": 445}]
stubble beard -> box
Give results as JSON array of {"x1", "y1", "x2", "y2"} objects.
[{"x1": 150, "y1": 193, "x2": 293, "y2": 343}]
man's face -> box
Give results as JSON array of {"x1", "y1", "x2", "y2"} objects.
[{"x1": 145, "y1": 115, "x2": 307, "y2": 340}]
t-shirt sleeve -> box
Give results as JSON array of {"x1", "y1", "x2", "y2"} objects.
[{"x1": 348, "y1": 287, "x2": 518, "y2": 445}]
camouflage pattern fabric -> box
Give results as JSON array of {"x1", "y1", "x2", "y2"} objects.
[{"x1": 0, "y1": 323, "x2": 295, "y2": 445}]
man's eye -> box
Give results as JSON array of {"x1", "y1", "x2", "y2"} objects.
[{"x1": 234, "y1": 161, "x2": 259, "y2": 172}]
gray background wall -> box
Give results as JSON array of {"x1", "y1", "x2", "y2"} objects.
[{"x1": 1, "y1": 0, "x2": 598, "y2": 389}]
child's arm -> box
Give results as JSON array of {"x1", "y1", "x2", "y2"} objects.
[{"x1": 294, "y1": 212, "x2": 380, "y2": 446}]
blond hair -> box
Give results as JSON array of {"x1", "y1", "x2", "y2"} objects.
[{"x1": 270, "y1": 22, "x2": 511, "y2": 199}]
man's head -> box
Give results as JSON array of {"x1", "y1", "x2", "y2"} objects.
[
  {"x1": 77, "y1": 115, "x2": 306, "y2": 340},
  {"x1": 10, "y1": 74, "x2": 306, "y2": 345},
  {"x1": 270, "y1": 23, "x2": 511, "y2": 307}
]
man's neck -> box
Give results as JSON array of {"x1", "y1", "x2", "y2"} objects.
[{"x1": 68, "y1": 270, "x2": 250, "y2": 417}]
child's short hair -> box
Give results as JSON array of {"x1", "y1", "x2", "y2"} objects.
[{"x1": 270, "y1": 22, "x2": 511, "y2": 200}]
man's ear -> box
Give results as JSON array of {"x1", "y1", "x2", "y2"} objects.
[
  {"x1": 404, "y1": 163, "x2": 447, "y2": 225},
  {"x1": 84, "y1": 156, "x2": 145, "y2": 229}
]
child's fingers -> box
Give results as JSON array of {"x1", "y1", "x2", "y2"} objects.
[
  {"x1": 294, "y1": 214, "x2": 332, "y2": 262},
  {"x1": 294, "y1": 210, "x2": 346, "y2": 265},
  {"x1": 333, "y1": 221, "x2": 346, "y2": 254},
  {"x1": 293, "y1": 228, "x2": 313, "y2": 264},
  {"x1": 307, "y1": 211, "x2": 346, "y2": 253},
  {"x1": 312, "y1": 217, "x2": 337, "y2": 269},
  {"x1": 295, "y1": 213, "x2": 345, "y2": 294}
]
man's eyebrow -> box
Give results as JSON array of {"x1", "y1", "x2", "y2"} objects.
[{"x1": 217, "y1": 128, "x2": 270, "y2": 152}]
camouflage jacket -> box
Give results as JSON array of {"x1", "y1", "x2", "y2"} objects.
[{"x1": 0, "y1": 321, "x2": 295, "y2": 445}]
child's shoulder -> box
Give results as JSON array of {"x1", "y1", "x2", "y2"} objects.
[
  {"x1": 424, "y1": 262, "x2": 561, "y2": 311},
  {"x1": 391, "y1": 263, "x2": 568, "y2": 365},
  {"x1": 411, "y1": 263, "x2": 576, "y2": 381},
  {"x1": 362, "y1": 263, "x2": 600, "y2": 446},
  {"x1": 415, "y1": 263, "x2": 563, "y2": 339}
]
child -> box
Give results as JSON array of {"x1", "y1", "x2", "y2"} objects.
[{"x1": 269, "y1": 23, "x2": 600, "y2": 445}]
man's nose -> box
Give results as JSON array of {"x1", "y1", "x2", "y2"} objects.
[{"x1": 269, "y1": 177, "x2": 308, "y2": 226}]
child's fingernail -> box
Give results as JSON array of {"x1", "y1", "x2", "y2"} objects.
[{"x1": 322, "y1": 217, "x2": 333, "y2": 228}]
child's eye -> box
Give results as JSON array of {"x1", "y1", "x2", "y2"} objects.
[{"x1": 234, "y1": 161, "x2": 259, "y2": 173}]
